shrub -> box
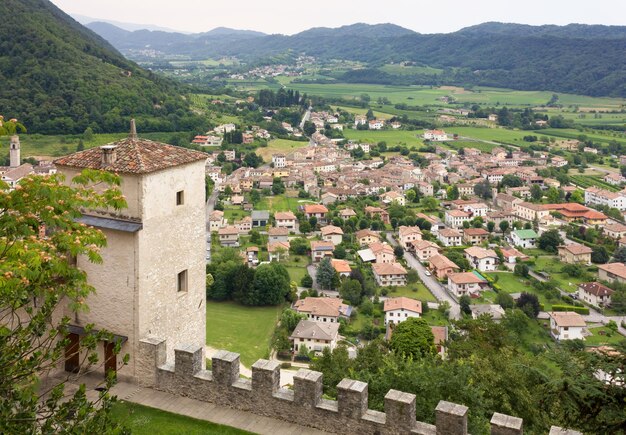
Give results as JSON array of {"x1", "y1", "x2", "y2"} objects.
[
  {"x1": 280, "y1": 362, "x2": 292, "y2": 369},
  {"x1": 551, "y1": 305, "x2": 590, "y2": 315}
]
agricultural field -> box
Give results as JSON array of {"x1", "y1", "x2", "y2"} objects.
[
  {"x1": 334, "y1": 105, "x2": 395, "y2": 120},
  {"x1": 256, "y1": 138, "x2": 308, "y2": 161},
  {"x1": 205, "y1": 301, "x2": 283, "y2": 367},
  {"x1": 111, "y1": 402, "x2": 251, "y2": 435},
  {"x1": 379, "y1": 64, "x2": 444, "y2": 76},
  {"x1": 569, "y1": 175, "x2": 621, "y2": 192}
]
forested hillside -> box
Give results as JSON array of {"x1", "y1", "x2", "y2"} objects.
[
  {"x1": 0, "y1": 0, "x2": 204, "y2": 134},
  {"x1": 90, "y1": 21, "x2": 626, "y2": 98}
]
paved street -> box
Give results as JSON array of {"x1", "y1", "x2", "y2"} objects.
[{"x1": 385, "y1": 233, "x2": 461, "y2": 319}]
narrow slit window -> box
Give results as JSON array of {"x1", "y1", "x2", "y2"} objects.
[
  {"x1": 176, "y1": 190, "x2": 184, "y2": 205},
  {"x1": 177, "y1": 270, "x2": 188, "y2": 292}
]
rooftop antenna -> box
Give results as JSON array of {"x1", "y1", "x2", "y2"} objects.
[{"x1": 129, "y1": 118, "x2": 137, "y2": 140}]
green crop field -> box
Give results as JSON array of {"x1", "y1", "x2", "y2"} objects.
[
  {"x1": 256, "y1": 138, "x2": 308, "y2": 161},
  {"x1": 334, "y1": 105, "x2": 394, "y2": 120},
  {"x1": 205, "y1": 301, "x2": 283, "y2": 367},
  {"x1": 112, "y1": 402, "x2": 251, "y2": 434}
]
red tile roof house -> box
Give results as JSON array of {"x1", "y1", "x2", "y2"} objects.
[
  {"x1": 410, "y1": 239, "x2": 441, "y2": 262},
  {"x1": 364, "y1": 206, "x2": 390, "y2": 224},
  {"x1": 274, "y1": 211, "x2": 298, "y2": 231},
  {"x1": 310, "y1": 240, "x2": 335, "y2": 263},
  {"x1": 331, "y1": 259, "x2": 352, "y2": 277},
  {"x1": 383, "y1": 297, "x2": 422, "y2": 325},
  {"x1": 462, "y1": 228, "x2": 489, "y2": 245},
  {"x1": 372, "y1": 262, "x2": 408, "y2": 287},
  {"x1": 398, "y1": 225, "x2": 423, "y2": 250},
  {"x1": 293, "y1": 297, "x2": 352, "y2": 323},
  {"x1": 303, "y1": 204, "x2": 329, "y2": 224},
  {"x1": 428, "y1": 254, "x2": 460, "y2": 280},
  {"x1": 447, "y1": 272, "x2": 488, "y2": 298},
  {"x1": 320, "y1": 225, "x2": 344, "y2": 246},
  {"x1": 578, "y1": 282, "x2": 614, "y2": 308}
]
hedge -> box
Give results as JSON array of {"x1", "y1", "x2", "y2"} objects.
[{"x1": 551, "y1": 305, "x2": 590, "y2": 315}]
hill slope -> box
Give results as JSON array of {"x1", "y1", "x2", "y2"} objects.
[
  {"x1": 0, "y1": 0, "x2": 201, "y2": 134},
  {"x1": 89, "y1": 21, "x2": 626, "y2": 98}
]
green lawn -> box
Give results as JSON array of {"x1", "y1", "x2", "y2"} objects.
[
  {"x1": 206, "y1": 301, "x2": 283, "y2": 367},
  {"x1": 279, "y1": 255, "x2": 310, "y2": 283},
  {"x1": 487, "y1": 271, "x2": 556, "y2": 310},
  {"x1": 255, "y1": 194, "x2": 316, "y2": 213},
  {"x1": 384, "y1": 282, "x2": 437, "y2": 302},
  {"x1": 111, "y1": 401, "x2": 251, "y2": 434},
  {"x1": 585, "y1": 327, "x2": 626, "y2": 347},
  {"x1": 532, "y1": 256, "x2": 588, "y2": 293},
  {"x1": 256, "y1": 138, "x2": 308, "y2": 161},
  {"x1": 444, "y1": 126, "x2": 532, "y2": 144}
]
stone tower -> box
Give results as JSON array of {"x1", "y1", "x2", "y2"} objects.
[
  {"x1": 9, "y1": 135, "x2": 20, "y2": 168},
  {"x1": 53, "y1": 121, "x2": 208, "y2": 381}
]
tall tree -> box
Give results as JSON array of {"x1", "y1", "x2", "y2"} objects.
[
  {"x1": 0, "y1": 170, "x2": 127, "y2": 433},
  {"x1": 316, "y1": 257, "x2": 336, "y2": 290},
  {"x1": 389, "y1": 318, "x2": 436, "y2": 359}
]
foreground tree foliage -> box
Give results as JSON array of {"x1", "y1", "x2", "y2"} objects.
[
  {"x1": 0, "y1": 171, "x2": 128, "y2": 433},
  {"x1": 312, "y1": 314, "x2": 626, "y2": 434}
]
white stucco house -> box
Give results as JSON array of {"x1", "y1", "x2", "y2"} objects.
[
  {"x1": 383, "y1": 297, "x2": 422, "y2": 326},
  {"x1": 548, "y1": 312, "x2": 586, "y2": 341}
]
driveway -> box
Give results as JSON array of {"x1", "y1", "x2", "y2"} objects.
[{"x1": 385, "y1": 232, "x2": 460, "y2": 320}]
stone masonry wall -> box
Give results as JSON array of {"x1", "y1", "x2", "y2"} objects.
[{"x1": 137, "y1": 339, "x2": 582, "y2": 435}]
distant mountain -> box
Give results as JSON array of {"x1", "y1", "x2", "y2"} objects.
[
  {"x1": 87, "y1": 21, "x2": 626, "y2": 98},
  {"x1": 71, "y1": 13, "x2": 185, "y2": 33},
  {"x1": 457, "y1": 22, "x2": 626, "y2": 39},
  {"x1": 295, "y1": 23, "x2": 416, "y2": 38},
  {"x1": 0, "y1": 0, "x2": 202, "y2": 134},
  {"x1": 201, "y1": 27, "x2": 266, "y2": 37}
]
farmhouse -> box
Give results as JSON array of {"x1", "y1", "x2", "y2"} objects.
[{"x1": 423, "y1": 129, "x2": 449, "y2": 141}]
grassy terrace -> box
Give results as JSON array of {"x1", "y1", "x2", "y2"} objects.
[
  {"x1": 206, "y1": 301, "x2": 283, "y2": 367},
  {"x1": 111, "y1": 402, "x2": 251, "y2": 434},
  {"x1": 343, "y1": 129, "x2": 424, "y2": 147},
  {"x1": 255, "y1": 194, "x2": 316, "y2": 212}
]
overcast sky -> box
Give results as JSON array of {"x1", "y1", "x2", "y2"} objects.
[{"x1": 50, "y1": 0, "x2": 626, "y2": 34}]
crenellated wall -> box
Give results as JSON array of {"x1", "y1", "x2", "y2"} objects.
[{"x1": 137, "y1": 338, "x2": 582, "y2": 435}]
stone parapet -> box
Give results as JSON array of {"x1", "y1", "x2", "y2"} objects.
[{"x1": 136, "y1": 339, "x2": 564, "y2": 435}]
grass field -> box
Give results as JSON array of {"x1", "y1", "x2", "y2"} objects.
[
  {"x1": 112, "y1": 402, "x2": 251, "y2": 434},
  {"x1": 444, "y1": 126, "x2": 531, "y2": 144},
  {"x1": 532, "y1": 256, "x2": 588, "y2": 293},
  {"x1": 585, "y1": 327, "x2": 626, "y2": 347},
  {"x1": 384, "y1": 282, "x2": 437, "y2": 302},
  {"x1": 256, "y1": 138, "x2": 308, "y2": 161},
  {"x1": 206, "y1": 301, "x2": 283, "y2": 367},
  {"x1": 256, "y1": 194, "x2": 315, "y2": 212},
  {"x1": 277, "y1": 81, "x2": 626, "y2": 108},
  {"x1": 343, "y1": 129, "x2": 425, "y2": 146},
  {"x1": 380, "y1": 64, "x2": 444, "y2": 76},
  {"x1": 334, "y1": 105, "x2": 394, "y2": 120}
]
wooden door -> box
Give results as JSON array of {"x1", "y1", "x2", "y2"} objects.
[
  {"x1": 104, "y1": 342, "x2": 117, "y2": 378},
  {"x1": 64, "y1": 333, "x2": 80, "y2": 373}
]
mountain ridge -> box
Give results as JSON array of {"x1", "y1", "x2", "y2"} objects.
[{"x1": 0, "y1": 0, "x2": 203, "y2": 134}]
